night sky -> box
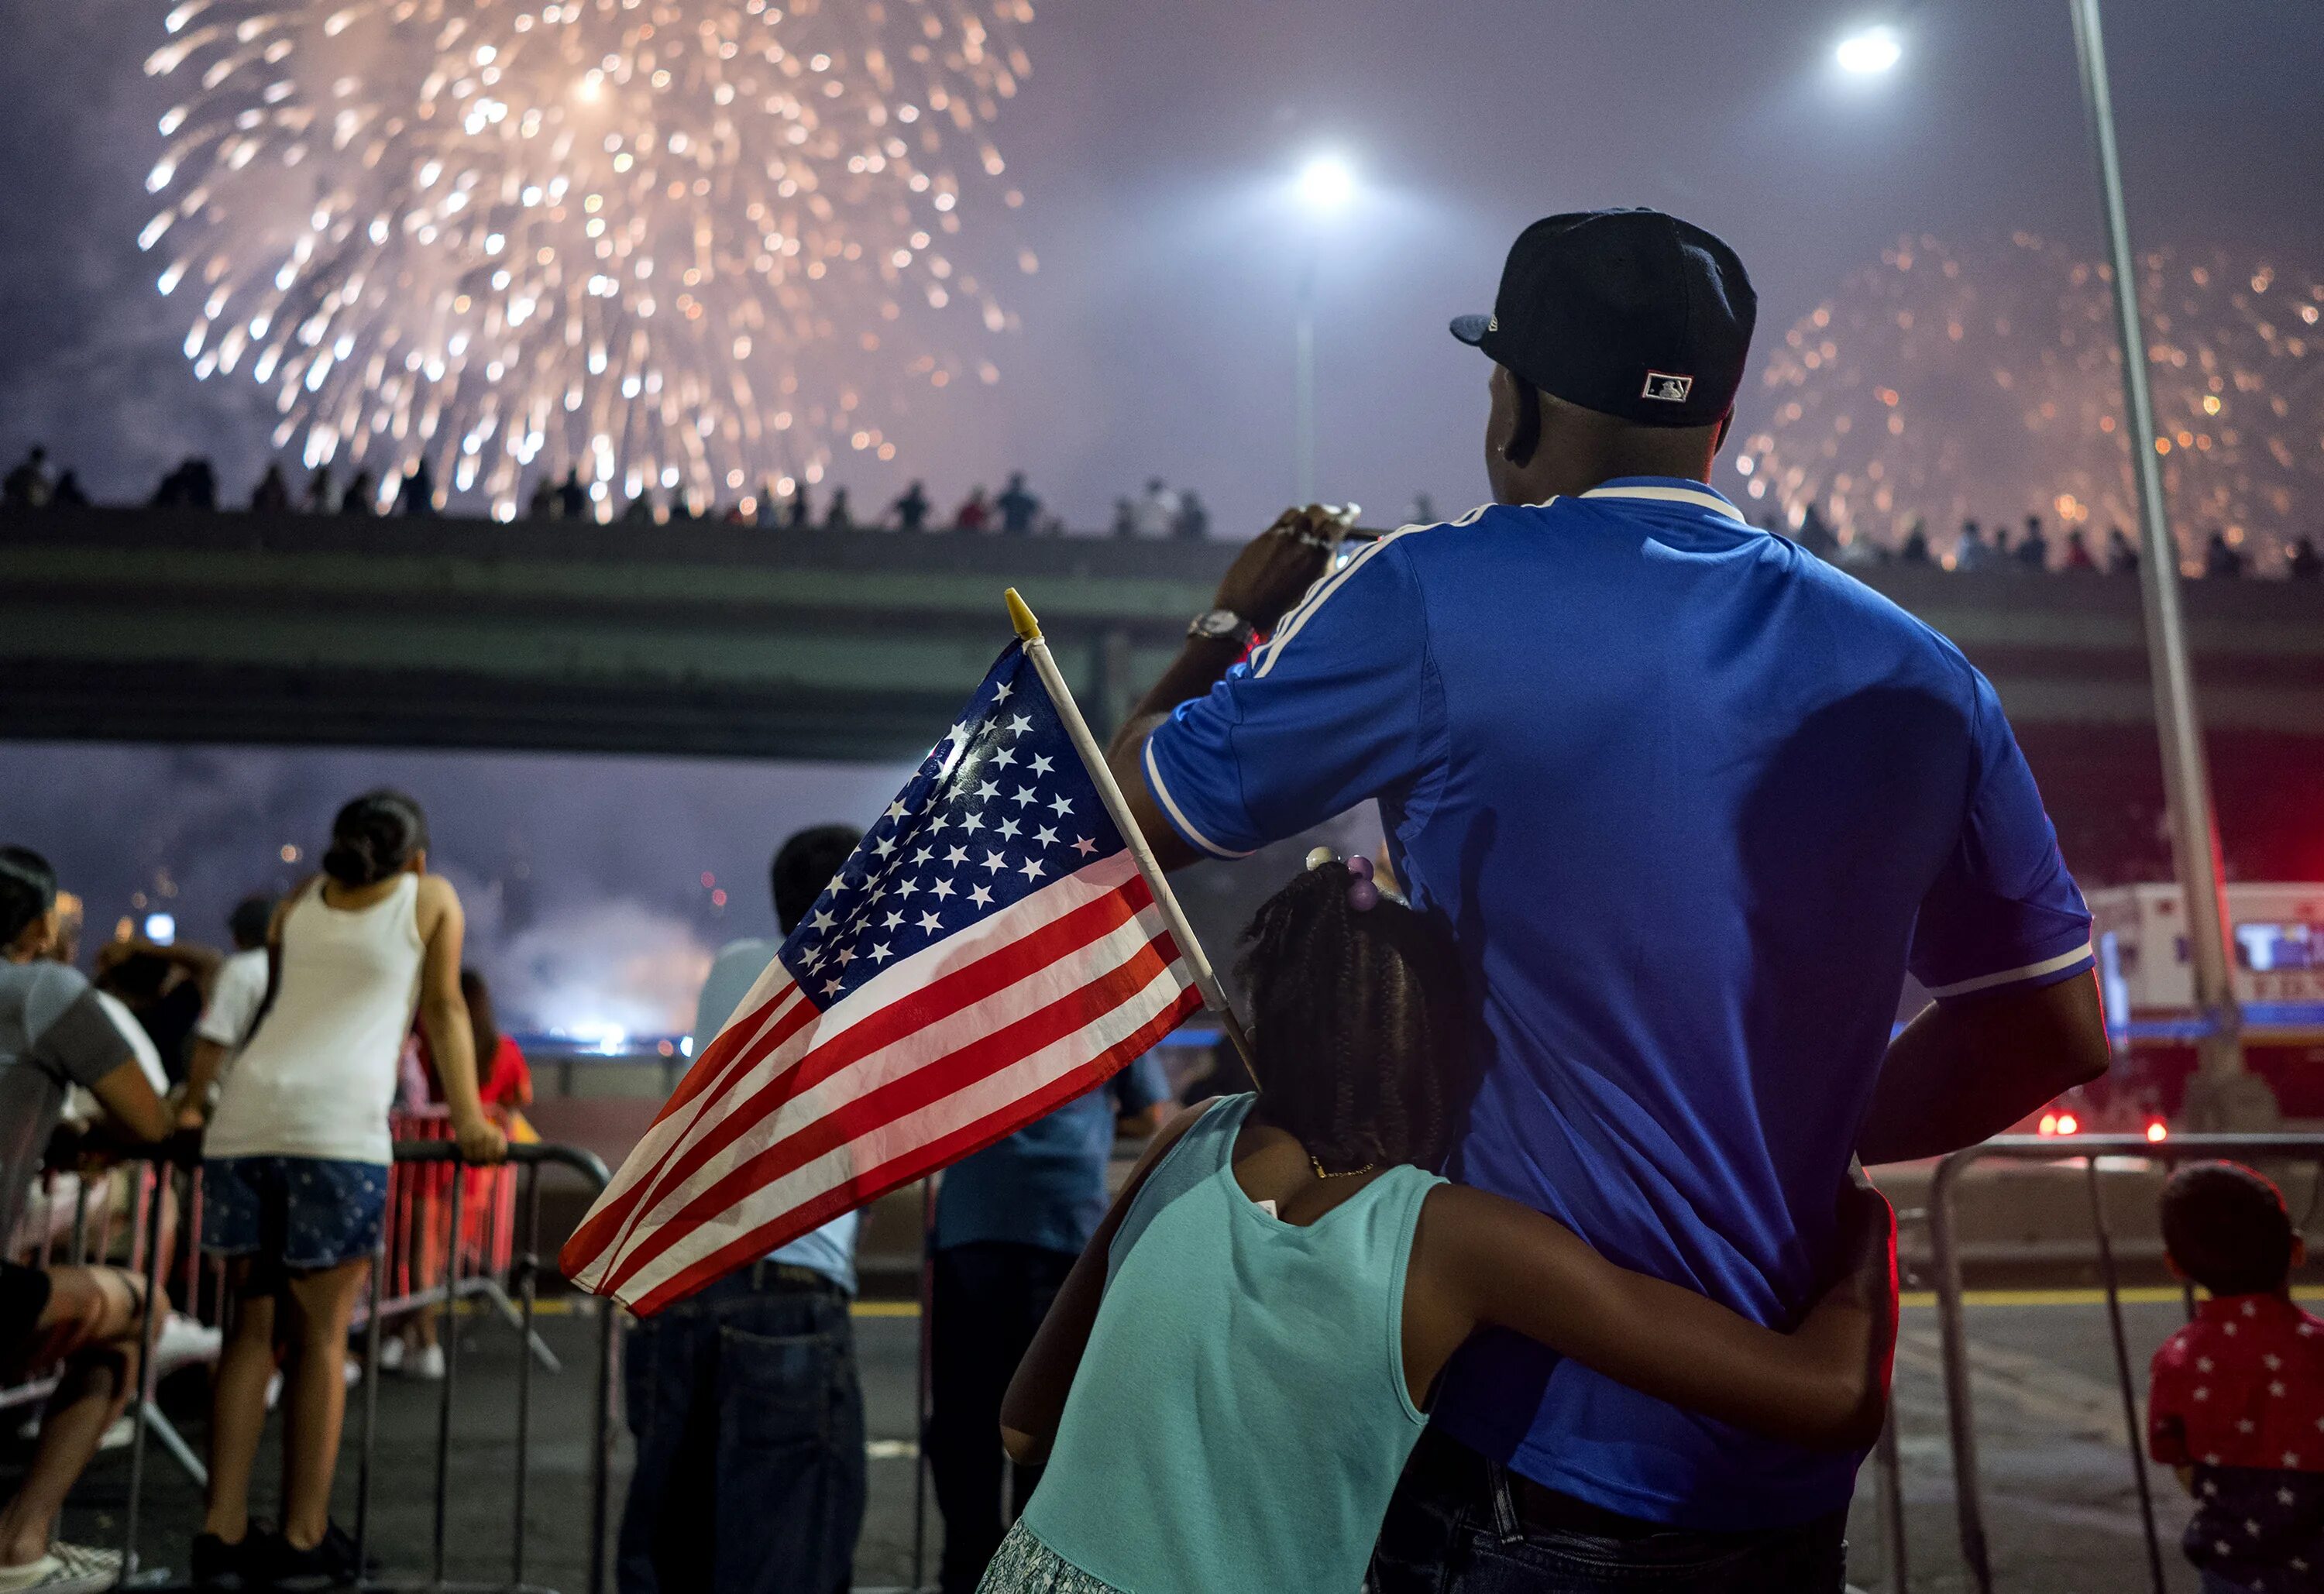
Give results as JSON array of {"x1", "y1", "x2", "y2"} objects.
[
  {"x1": 5, "y1": 0, "x2": 2320, "y2": 530},
  {"x1": 4, "y1": 2, "x2": 2319, "y2": 1032}
]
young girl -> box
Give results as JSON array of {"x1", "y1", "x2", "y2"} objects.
[
  {"x1": 185, "y1": 792, "x2": 506, "y2": 1589},
  {"x1": 987, "y1": 854, "x2": 1896, "y2": 1594}
]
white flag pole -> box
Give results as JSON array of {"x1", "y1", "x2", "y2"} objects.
[{"x1": 1006, "y1": 588, "x2": 1257, "y2": 1074}]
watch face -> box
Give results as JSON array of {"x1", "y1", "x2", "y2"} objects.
[{"x1": 1192, "y1": 609, "x2": 1241, "y2": 638}]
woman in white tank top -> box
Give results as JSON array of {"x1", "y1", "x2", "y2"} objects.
[{"x1": 184, "y1": 791, "x2": 507, "y2": 1589}]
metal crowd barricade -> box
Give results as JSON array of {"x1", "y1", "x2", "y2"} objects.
[
  {"x1": 80, "y1": 1138, "x2": 621, "y2": 1592},
  {"x1": 1922, "y1": 1131, "x2": 2324, "y2": 1594}
]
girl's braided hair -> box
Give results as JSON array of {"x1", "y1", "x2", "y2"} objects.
[{"x1": 1234, "y1": 857, "x2": 1477, "y2": 1173}]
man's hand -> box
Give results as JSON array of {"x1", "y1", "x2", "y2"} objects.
[{"x1": 1213, "y1": 505, "x2": 1350, "y2": 631}]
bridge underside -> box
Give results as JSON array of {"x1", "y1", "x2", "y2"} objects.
[{"x1": 6, "y1": 507, "x2": 2324, "y2": 763}]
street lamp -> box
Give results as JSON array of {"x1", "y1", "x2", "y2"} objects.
[
  {"x1": 1291, "y1": 153, "x2": 1357, "y2": 504},
  {"x1": 1825, "y1": 8, "x2": 2247, "y2": 1122},
  {"x1": 1834, "y1": 24, "x2": 1903, "y2": 74}
]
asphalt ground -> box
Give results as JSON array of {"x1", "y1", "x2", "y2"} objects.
[{"x1": 4, "y1": 1290, "x2": 2274, "y2": 1593}]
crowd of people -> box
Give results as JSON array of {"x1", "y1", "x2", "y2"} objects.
[
  {"x1": 1, "y1": 446, "x2": 1222, "y2": 541},
  {"x1": 1787, "y1": 503, "x2": 2324, "y2": 580},
  {"x1": 2, "y1": 790, "x2": 529, "y2": 1591}
]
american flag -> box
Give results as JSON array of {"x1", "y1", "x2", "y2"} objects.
[{"x1": 560, "y1": 641, "x2": 1205, "y2": 1314}]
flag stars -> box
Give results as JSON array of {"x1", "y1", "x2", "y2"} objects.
[
  {"x1": 1018, "y1": 857, "x2": 1046, "y2": 881},
  {"x1": 982, "y1": 850, "x2": 1006, "y2": 873},
  {"x1": 968, "y1": 884, "x2": 994, "y2": 907},
  {"x1": 822, "y1": 977, "x2": 844, "y2": 997},
  {"x1": 882, "y1": 910, "x2": 905, "y2": 930},
  {"x1": 1049, "y1": 795, "x2": 1074, "y2": 818},
  {"x1": 886, "y1": 799, "x2": 909, "y2": 821},
  {"x1": 1034, "y1": 826, "x2": 1058, "y2": 847},
  {"x1": 1012, "y1": 785, "x2": 1038, "y2": 808},
  {"x1": 809, "y1": 909, "x2": 836, "y2": 933},
  {"x1": 975, "y1": 780, "x2": 1000, "y2": 802},
  {"x1": 992, "y1": 681, "x2": 1013, "y2": 703},
  {"x1": 944, "y1": 845, "x2": 970, "y2": 866},
  {"x1": 896, "y1": 878, "x2": 921, "y2": 899},
  {"x1": 960, "y1": 812, "x2": 985, "y2": 834},
  {"x1": 917, "y1": 911, "x2": 943, "y2": 933},
  {"x1": 1030, "y1": 754, "x2": 1054, "y2": 775},
  {"x1": 912, "y1": 846, "x2": 934, "y2": 866},
  {"x1": 1071, "y1": 835, "x2": 1098, "y2": 857},
  {"x1": 1006, "y1": 713, "x2": 1032, "y2": 736},
  {"x1": 931, "y1": 878, "x2": 956, "y2": 900},
  {"x1": 868, "y1": 943, "x2": 893, "y2": 964},
  {"x1": 873, "y1": 837, "x2": 897, "y2": 859},
  {"x1": 2289, "y1": 1451, "x2": 2305, "y2": 1467},
  {"x1": 834, "y1": 946, "x2": 857, "y2": 967}
]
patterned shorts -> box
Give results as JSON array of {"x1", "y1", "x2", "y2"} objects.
[
  {"x1": 975, "y1": 1521, "x2": 1126, "y2": 1594},
  {"x1": 201, "y1": 1156, "x2": 389, "y2": 1272}
]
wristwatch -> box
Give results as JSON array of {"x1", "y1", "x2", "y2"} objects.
[{"x1": 1188, "y1": 608, "x2": 1258, "y2": 648}]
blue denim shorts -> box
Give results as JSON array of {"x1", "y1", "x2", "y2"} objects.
[{"x1": 201, "y1": 1156, "x2": 390, "y2": 1272}]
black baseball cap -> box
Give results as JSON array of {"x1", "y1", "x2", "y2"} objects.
[{"x1": 1450, "y1": 208, "x2": 1757, "y2": 429}]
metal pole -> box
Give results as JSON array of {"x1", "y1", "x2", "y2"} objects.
[
  {"x1": 1927, "y1": 1153, "x2": 1992, "y2": 1594},
  {"x1": 913, "y1": 1176, "x2": 936, "y2": 1593},
  {"x1": 1294, "y1": 256, "x2": 1317, "y2": 506},
  {"x1": 2067, "y1": 0, "x2": 2247, "y2": 1107},
  {"x1": 2085, "y1": 1159, "x2": 2168, "y2": 1593}
]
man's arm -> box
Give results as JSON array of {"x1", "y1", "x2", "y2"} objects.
[
  {"x1": 1856, "y1": 970, "x2": 2109, "y2": 1165},
  {"x1": 1104, "y1": 507, "x2": 1347, "y2": 872}
]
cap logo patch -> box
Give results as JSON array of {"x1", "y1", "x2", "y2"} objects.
[
  {"x1": 1642, "y1": 371, "x2": 1693, "y2": 403},
  {"x1": 1487, "y1": 314, "x2": 1498, "y2": 332}
]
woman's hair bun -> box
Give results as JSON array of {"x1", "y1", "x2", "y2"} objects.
[{"x1": 322, "y1": 790, "x2": 429, "y2": 887}]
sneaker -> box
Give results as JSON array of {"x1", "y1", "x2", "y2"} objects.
[
  {"x1": 411, "y1": 1342, "x2": 445, "y2": 1381},
  {"x1": 374, "y1": 1335, "x2": 406, "y2": 1372},
  {"x1": 263, "y1": 1369, "x2": 282, "y2": 1410},
  {"x1": 153, "y1": 1313, "x2": 224, "y2": 1380},
  {"x1": 262, "y1": 1523, "x2": 360, "y2": 1592},
  {"x1": 0, "y1": 1541, "x2": 123, "y2": 1593},
  {"x1": 191, "y1": 1529, "x2": 260, "y2": 1591},
  {"x1": 95, "y1": 1415, "x2": 134, "y2": 1451}
]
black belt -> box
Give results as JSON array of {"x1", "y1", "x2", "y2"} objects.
[
  {"x1": 746, "y1": 1259, "x2": 847, "y2": 1298},
  {"x1": 1410, "y1": 1427, "x2": 1678, "y2": 1543}
]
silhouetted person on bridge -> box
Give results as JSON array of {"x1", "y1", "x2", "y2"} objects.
[
  {"x1": 1172, "y1": 490, "x2": 1212, "y2": 541},
  {"x1": 526, "y1": 476, "x2": 557, "y2": 520},
  {"x1": 997, "y1": 472, "x2": 1040, "y2": 535},
  {"x1": 556, "y1": 468, "x2": 588, "y2": 520},
  {"x1": 2205, "y1": 531, "x2": 2247, "y2": 579},
  {"x1": 3, "y1": 445, "x2": 51, "y2": 510},
  {"x1": 2106, "y1": 526, "x2": 2138, "y2": 575},
  {"x1": 953, "y1": 486, "x2": 990, "y2": 532},
  {"x1": 2014, "y1": 514, "x2": 2050, "y2": 572},
  {"x1": 1953, "y1": 519, "x2": 1989, "y2": 572},
  {"x1": 2061, "y1": 528, "x2": 2096, "y2": 572},
  {"x1": 303, "y1": 465, "x2": 333, "y2": 514},
  {"x1": 784, "y1": 482, "x2": 812, "y2": 531},
  {"x1": 2291, "y1": 537, "x2": 2323, "y2": 582},
  {"x1": 890, "y1": 479, "x2": 931, "y2": 532},
  {"x1": 340, "y1": 469, "x2": 376, "y2": 516},
  {"x1": 1897, "y1": 523, "x2": 1932, "y2": 565},
  {"x1": 250, "y1": 463, "x2": 291, "y2": 514},
  {"x1": 397, "y1": 458, "x2": 437, "y2": 517},
  {"x1": 823, "y1": 487, "x2": 854, "y2": 531},
  {"x1": 48, "y1": 471, "x2": 89, "y2": 510}
]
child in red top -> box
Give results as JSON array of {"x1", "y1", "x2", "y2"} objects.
[{"x1": 2149, "y1": 1162, "x2": 2324, "y2": 1594}]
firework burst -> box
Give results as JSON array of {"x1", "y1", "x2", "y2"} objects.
[
  {"x1": 1742, "y1": 234, "x2": 2324, "y2": 571},
  {"x1": 141, "y1": 0, "x2": 1034, "y2": 516}
]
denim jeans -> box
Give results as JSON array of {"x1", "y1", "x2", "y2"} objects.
[
  {"x1": 1370, "y1": 1430, "x2": 1849, "y2": 1593},
  {"x1": 617, "y1": 1268, "x2": 866, "y2": 1594},
  {"x1": 927, "y1": 1242, "x2": 1078, "y2": 1594}
]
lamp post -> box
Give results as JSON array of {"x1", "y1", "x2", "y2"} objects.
[
  {"x1": 1293, "y1": 154, "x2": 1356, "y2": 505},
  {"x1": 1832, "y1": 9, "x2": 2255, "y2": 1118},
  {"x1": 2062, "y1": 0, "x2": 2251, "y2": 1121}
]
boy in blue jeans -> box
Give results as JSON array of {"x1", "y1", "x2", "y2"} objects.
[{"x1": 2148, "y1": 1162, "x2": 2324, "y2": 1593}]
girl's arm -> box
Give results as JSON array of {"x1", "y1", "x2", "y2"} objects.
[
  {"x1": 998, "y1": 1100, "x2": 1212, "y2": 1464},
  {"x1": 1410, "y1": 1176, "x2": 1896, "y2": 1452},
  {"x1": 413, "y1": 878, "x2": 507, "y2": 1163}
]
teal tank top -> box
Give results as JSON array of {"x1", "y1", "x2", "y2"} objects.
[{"x1": 1019, "y1": 1093, "x2": 1443, "y2": 1593}]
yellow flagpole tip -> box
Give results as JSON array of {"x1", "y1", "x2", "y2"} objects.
[{"x1": 1005, "y1": 587, "x2": 1043, "y2": 643}]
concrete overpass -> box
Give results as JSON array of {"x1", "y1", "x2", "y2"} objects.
[{"x1": 5, "y1": 506, "x2": 2323, "y2": 761}]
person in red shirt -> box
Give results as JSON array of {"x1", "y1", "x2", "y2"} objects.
[{"x1": 2149, "y1": 1162, "x2": 2324, "y2": 1594}]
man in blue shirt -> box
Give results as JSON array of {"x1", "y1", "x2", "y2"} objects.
[
  {"x1": 927, "y1": 1051, "x2": 1168, "y2": 1592},
  {"x1": 618, "y1": 826, "x2": 868, "y2": 1594},
  {"x1": 1105, "y1": 211, "x2": 2112, "y2": 1589}
]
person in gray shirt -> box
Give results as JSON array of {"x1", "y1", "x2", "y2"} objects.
[{"x1": 1, "y1": 846, "x2": 174, "y2": 1592}]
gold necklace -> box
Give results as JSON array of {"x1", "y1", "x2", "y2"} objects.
[{"x1": 1310, "y1": 1155, "x2": 1377, "y2": 1180}]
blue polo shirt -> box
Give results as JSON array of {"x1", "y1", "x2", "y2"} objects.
[
  {"x1": 1142, "y1": 479, "x2": 2092, "y2": 1530},
  {"x1": 933, "y1": 1053, "x2": 1171, "y2": 1257}
]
